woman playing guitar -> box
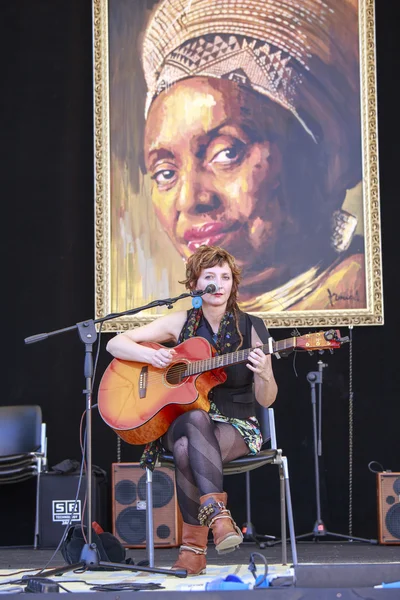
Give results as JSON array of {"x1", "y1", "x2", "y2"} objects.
[{"x1": 105, "y1": 245, "x2": 278, "y2": 575}]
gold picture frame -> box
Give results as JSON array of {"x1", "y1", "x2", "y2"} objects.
[{"x1": 94, "y1": 0, "x2": 383, "y2": 330}]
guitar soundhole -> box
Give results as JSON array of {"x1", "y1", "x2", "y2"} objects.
[{"x1": 166, "y1": 361, "x2": 188, "y2": 385}]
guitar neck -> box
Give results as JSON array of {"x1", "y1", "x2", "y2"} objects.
[{"x1": 185, "y1": 337, "x2": 296, "y2": 376}]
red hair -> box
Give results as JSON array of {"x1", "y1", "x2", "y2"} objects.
[{"x1": 180, "y1": 245, "x2": 242, "y2": 313}]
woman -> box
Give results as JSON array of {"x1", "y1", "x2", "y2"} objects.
[
  {"x1": 137, "y1": 0, "x2": 365, "y2": 311},
  {"x1": 106, "y1": 245, "x2": 277, "y2": 574}
]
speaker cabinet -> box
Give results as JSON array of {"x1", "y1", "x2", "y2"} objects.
[
  {"x1": 377, "y1": 472, "x2": 400, "y2": 544},
  {"x1": 112, "y1": 463, "x2": 182, "y2": 548},
  {"x1": 38, "y1": 473, "x2": 107, "y2": 548}
]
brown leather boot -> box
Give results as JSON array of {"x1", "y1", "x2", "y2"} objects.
[
  {"x1": 198, "y1": 492, "x2": 243, "y2": 554},
  {"x1": 172, "y1": 522, "x2": 209, "y2": 575}
]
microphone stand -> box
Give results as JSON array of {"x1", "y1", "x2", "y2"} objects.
[
  {"x1": 294, "y1": 360, "x2": 376, "y2": 544},
  {"x1": 24, "y1": 288, "x2": 208, "y2": 577},
  {"x1": 268, "y1": 358, "x2": 377, "y2": 549}
]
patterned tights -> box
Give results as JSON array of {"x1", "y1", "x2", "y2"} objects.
[{"x1": 162, "y1": 409, "x2": 249, "y2": 524}]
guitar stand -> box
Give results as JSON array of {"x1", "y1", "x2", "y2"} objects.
[{"x1": 269, "y1": 360, "x2": 377, "y2": 547}]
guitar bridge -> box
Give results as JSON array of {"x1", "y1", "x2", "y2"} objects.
[{"x1": 139, "y1": 366, "x2": 148, "y2": 399}]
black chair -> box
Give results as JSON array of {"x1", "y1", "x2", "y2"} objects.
[
  {"x1": 145, "y1": 406, "x2": 297, "y2": 567},
  {"x1": 0, "y1": 405, "x2": 47, "y2": 548}
]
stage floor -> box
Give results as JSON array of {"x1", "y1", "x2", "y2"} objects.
[{"x1": 1, "y1": 541, "x2": 399, "y2": 595}]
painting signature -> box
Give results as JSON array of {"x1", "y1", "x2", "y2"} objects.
[{"x1": 327, "y1": 288, "x2": 360, "y2": 307}]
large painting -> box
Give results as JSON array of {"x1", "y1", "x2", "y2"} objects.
[{"x1": 94, "y1": 0, "x2": 383, "y2": 330}]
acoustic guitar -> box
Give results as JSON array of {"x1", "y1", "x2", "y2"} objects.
[{"x1": 98, "y1": 330, "x2": 347, "y2": 445}]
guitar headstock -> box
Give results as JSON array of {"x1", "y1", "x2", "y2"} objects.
[{"x1": 296, "y1": 329, "x2": 347, "y2": 352}]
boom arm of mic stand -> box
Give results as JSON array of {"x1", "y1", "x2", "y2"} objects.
[{"x1": 24, "y1": 290, "x2": 202, "y2": 344}]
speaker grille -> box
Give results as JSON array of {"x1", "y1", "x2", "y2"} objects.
[
  {"x1": 377, "y1": 473, "x2": 400, "y2": 544},
  {"x1": 112, "y1": 463, "x2": 182, "y2": 548},
  {"x1": 115, "y1": 480, "x2": 137, "y2": 505},
  {"x1": 116, "y1": 507, "x2": 146, "y2": 545},
  {"x1": 137, "y1": 470, "x2": 174, "y2": 508}
]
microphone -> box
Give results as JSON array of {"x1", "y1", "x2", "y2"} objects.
[
  {"x1": 190, "y1": 283, "x2": 218, "y2": 296},
  {"x1": 204, "y1": 283, "x2": 218, "y2": 294}
]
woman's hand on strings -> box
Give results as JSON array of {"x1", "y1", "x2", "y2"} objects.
[
  {"x1": 247, "y1": 343, "x2": 268, "y2": 376},
  {"x1": 152, "y1": 348, "x2": 176, "y2": 369}
]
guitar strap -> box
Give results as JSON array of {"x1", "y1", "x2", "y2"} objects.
[
  {"x1": 244, "y1": 313, "x2": 281, "y2": 359},
  {"x1": 246, "y1": 314, "x2": 270, "y2": 344}
]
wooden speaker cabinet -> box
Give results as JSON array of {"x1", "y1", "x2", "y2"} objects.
[
  {"x1": 112, "y1": 463, "x2": 182, "y2": 548},
  {"x1": 377, "y1": 472, "x2": 400, "y2": 544}
]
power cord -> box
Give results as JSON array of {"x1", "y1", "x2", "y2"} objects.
[
  {"x1": 248, "y1": 552, "x2": 268, "y2": 588},
  {"x1": 89, "y1": 583, "x2": 165, "y2": 591},
  {"x1": 248, "y1": 552, "x2": 294, "y2": 589},
  {"x1": 368, "y1": 461, "x2": 386, "y2": 474}
]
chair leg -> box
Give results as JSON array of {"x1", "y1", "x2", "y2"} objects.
[
  {"x1": 34, "y1": 462, "x2": 42, "y2": 549},
  {"x1": 282, "y1": 457, "x2": 298, "y2": 567},
  {"x1": 242, "y1": 471, "x2": 257, "y2": 542},
  {"x1": 279, "y1": 463, "x2": 287, "y2": 565},
  {"x1": 146, "y1": 467, "x2": 155, "y2": 567},
  {"x1": 245, "y1": 471, "x2": 251, "y2": 525}
]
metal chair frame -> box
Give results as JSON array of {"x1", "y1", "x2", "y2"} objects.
[
  {"x1": 0, "y1": 405, "x2": 47, "y2": 549},
  {"x1": 145, "y1": 407, "x2": 297, "y2": 567}
]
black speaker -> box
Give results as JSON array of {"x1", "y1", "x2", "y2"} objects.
[
  {"x1": 377, "y1": 472, "x2": 400, "y2": 544},
  {"x1": 112, "y1": 463, "x2": 182, "y2": 548},
  {"x1": 38, "y1": 473, "x2": 106, "y2": 548}
]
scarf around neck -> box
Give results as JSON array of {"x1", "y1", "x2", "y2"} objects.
[{"x1": 178, "y1": 308, "x2": 240, "y2": 355}]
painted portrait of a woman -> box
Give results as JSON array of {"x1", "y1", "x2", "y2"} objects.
[{"x1": 97, "y1": 0, "x2": 381, "y2": 325}]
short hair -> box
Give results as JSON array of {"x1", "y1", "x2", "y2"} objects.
[{"x1": 180, "y1": 245, "x2": 242, "y2": 313}]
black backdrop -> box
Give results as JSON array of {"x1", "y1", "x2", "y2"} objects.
[{"x1": 3, "y1": 1, "x2": 399, "y2": 547}]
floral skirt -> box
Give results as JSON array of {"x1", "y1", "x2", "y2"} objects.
[{"x1": 139, "y1": 401, "x2": 263, "y2": 471}]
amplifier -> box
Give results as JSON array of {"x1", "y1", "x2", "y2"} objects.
[
  {"x1": 377, "y1": 472, "x2": 400, "y2": 544},
  {"x1": 112, "y1": 463, "x2": 182, "y2": 548},
  {"x1": 38, "y1": 473, "x2": 107, "y2": 548}
]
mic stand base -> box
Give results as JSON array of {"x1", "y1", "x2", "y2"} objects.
[
  {"x1": 294, "y1": 520, "x2": 378, "y2": 544},
  {"x1": 241, "y1": 521, "x2": 276, "y2": 548},
  {"x1": 37, "y1": 543, "x2": 188, "y2": 578},
  {"x1": 267, "y1": 521, "x2": 377, "y2": 547}
]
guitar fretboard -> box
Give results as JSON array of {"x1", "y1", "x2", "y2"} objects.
[{"x1": 183, "y1": 337, "x2": 297, "y2": 377}]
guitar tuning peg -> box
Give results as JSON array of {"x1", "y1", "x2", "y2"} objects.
[
  {"x1": 308, "y1": 351, "x2": 314, "y2": 356},
  {"x1": 324, "y1": 329, "x2": 335, "y2": 341},
  {"x1": 329, "y1": 349, "x2": 334, "y2": 354},
  {"x1": 318, "y1": 350, "x2": 325, "y2": 355}
]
